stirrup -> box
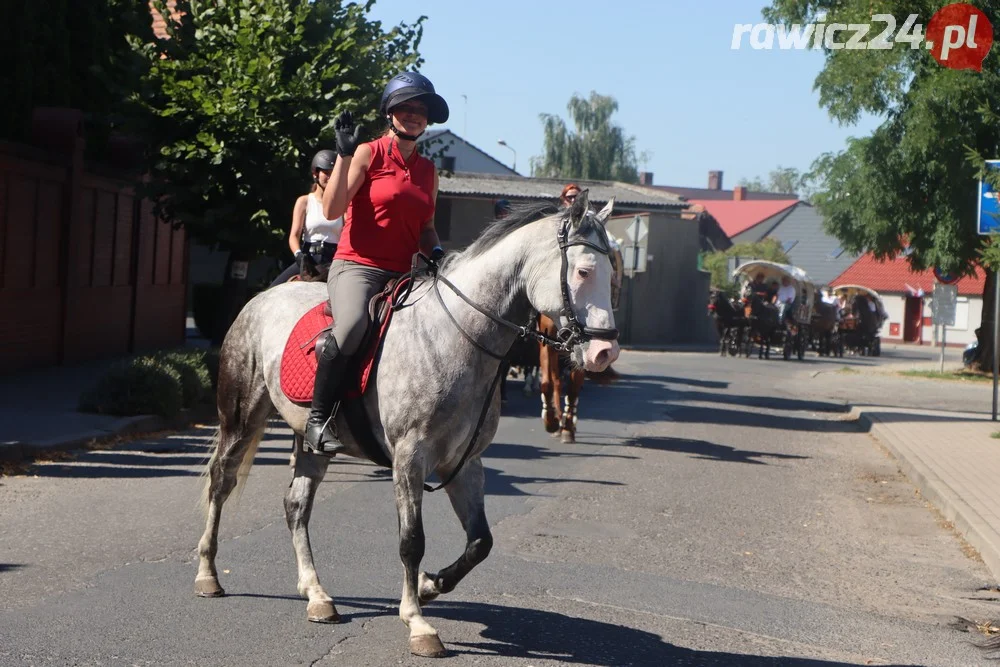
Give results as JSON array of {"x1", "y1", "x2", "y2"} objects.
[{"x1": 303, "y1": 411, "x2": 345, "y2": 457}]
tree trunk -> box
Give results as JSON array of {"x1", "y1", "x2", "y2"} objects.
[
  {"x1": 974, "y1": 269, "x2": 997, "y2": 373},
  {"x1": 213, "y1": 249, "x2": 252, "y2": 346}
]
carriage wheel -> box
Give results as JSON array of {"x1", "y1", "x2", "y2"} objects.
[{"x1": 728, "y1": 330, "x2": 740, "y2": 357}]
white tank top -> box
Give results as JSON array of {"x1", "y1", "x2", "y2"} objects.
[{"x1": 304, "y1": 194, "x2": 342, "y2": 244}]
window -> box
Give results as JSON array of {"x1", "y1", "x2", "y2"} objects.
[
  {"x1": 827, "y1": 246, "x2": 845, "y2": 259},
  {"x1": 440, "y1": 156, "x2": 456, "y2": 172},
  {"x1": 782, "y1": 240, "x2": 798, "y2": 253},
  {"x1": 948, "y1": 297, "x2": 970, "y2": 331}
]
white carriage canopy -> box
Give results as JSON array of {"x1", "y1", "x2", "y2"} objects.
[
  {"x1": 731, "y1": 260, "x2": 818, "y2": 311},
  {"x1": 831, "y1": 284, "x2": 888, "y2": 320}
]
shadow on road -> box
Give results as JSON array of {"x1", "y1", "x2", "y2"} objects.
[
  {"x1": 617, "y1": 436, "x2": 810, "y2": 465},
  {"x1": 333, "y1": 597, "x2": 921, "y2": 667},
  {"x1": 481, "y1": 466, "x2": 624, "y2": 497},
  {"x1": 485, "y1": 441, "x2": 638, "y2": 462}
]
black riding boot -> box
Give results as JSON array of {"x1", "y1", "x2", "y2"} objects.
[{"x1": 303, "y1": 336, "x2": 350, "y2": 455}]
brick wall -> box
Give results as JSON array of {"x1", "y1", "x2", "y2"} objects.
[{"x1": 0, "y1": 121, "x2": 186, "y2": 373}]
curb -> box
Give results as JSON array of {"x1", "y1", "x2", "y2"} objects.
[
  {"x1": 0, "y1": 408, "x2": 216, "y2": 463},
  {"x1": 857, "y1": 408, "x2": 1000, "y2": 584}
]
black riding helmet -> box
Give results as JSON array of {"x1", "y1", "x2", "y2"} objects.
[
  {"x1": 379, "y1": 72, "x2": 449, "y2": 125},
  {"x1": 310, "y1": 149, "x2": 337, "y2": 173}
]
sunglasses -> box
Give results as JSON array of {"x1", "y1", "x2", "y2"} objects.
[{"x1": 564, "y1": 193, "x2": 578, "y2": 202}]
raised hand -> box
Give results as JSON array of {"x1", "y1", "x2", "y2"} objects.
[{"x1": 334, "y1": 110, "x2": 364, "y2": 157}]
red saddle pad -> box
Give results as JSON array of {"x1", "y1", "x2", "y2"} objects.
[
  {"x1": 280, "y1": 303, "x2": 333, "y2": 403},
  {"x1": 279, "y1": 296, "x2": 399, "y2": 404}
]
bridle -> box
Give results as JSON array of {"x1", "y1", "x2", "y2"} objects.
[
  {"x1": 417, "y1": 211, "x2": 620, "y2": 358},
  {"x1": 554, "y1": 214, "x2": 620, "y2": 349},
  {"x1": 395, "y1": 208, "x2": 618, "y2": 493}
]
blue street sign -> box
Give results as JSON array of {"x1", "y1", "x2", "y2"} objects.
[
  {"x1": 933, "y1": 266, "x2": 959, "y2": 285},
  {"x1": 979, "y1": 160, "x2": 1000, "y2": 235}
]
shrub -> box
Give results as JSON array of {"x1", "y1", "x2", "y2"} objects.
[
  {"x1": 79, "y1": 356, "x2": 184, "y2": 418},
  {"x1": 154, "y1": 349, "x2": 213, "y2": 408}
]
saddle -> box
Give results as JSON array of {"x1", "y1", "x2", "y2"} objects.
[
  {"x1": 279, "y1": 277, "x2": 410, "y2": 468},
  {"x1": 279, "y1": 276, "x2": 407, "y2": 403}
]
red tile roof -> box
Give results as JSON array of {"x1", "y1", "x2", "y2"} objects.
[
  {"x1": 150, "y1": 0, "x2": 179, "y2": 39},
  {"x1": 830, "y1": 252, "x2": 987, "y2": 296},
  {"x1": 688, "y1": 199, "x2": 798, "y2": 238}
]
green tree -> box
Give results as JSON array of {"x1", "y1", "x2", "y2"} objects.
[
  {"x1": 702, "y1": 239, "x2": 791, "y2": 297},
  {"x1": 129, "y1": 0, "x2": 423, "y2": 260},
  {"x1": 764, "y1": 0, "x2": 1000, "y2": 370},
  {"x1": 530, "y1": 92, "x2": 641, "y2": 183},
  {"x1": 739, "y1": 166, "x2": 818, "y2": 200},
  {"x1": 127, "y1": 0, "x2": 423, "y2": 342}
]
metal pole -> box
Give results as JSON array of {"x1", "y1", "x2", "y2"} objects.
[
  {"x1": 624, "y1": 216, "x2": 640, "y2": 345},
  {"x1": 993, "y1": 269, "x2": 999, "y2": 420},
  {"x1": 940, "y1": 322, "x2": 946, "y2": 373}
]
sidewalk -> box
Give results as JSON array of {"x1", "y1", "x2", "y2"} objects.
[
  {"x1": 856, "y1": 404, "x2": 1000, "y2": 582},
  {"x1": 0, "y1": 322, "x2": 212, "y2": 462},
  {"x1": 0, "y1": 358, "x2": 175, "y2": 462}
]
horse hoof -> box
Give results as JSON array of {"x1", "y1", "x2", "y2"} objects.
[
  {"x1": 307, "y1": 600, "x2": 341, "y2": 623},
  {"x1": 410, "y1": 634, "x2": 447, "y2": 658},
  {"x1": 560, "y1": 430, "x2": 575, "y2": 443},
  {"x1": 194, "y1": 578, "x2": 225, "y2": 598}
]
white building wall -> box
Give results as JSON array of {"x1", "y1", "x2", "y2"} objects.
[
  {"x1": 423, "y1": 135, "x2": 517, "y2": 175},
  {"x1": 924, "y1": 294, "x2": 982, "y2": 346},
  {"x1": 878, "y1": 291, "x2": 982, "y2": 346}
]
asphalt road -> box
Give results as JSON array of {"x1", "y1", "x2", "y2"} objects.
[{"x1": 2, "y1": 346, "x2": 998, "y2": 666}]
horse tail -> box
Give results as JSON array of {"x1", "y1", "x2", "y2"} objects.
[
  {"x1": 197, "y1": 429, "x2": 222, "y2": 515},
  {"x1": 198, "y1": 423, "x2": 267, "y2": 516}
]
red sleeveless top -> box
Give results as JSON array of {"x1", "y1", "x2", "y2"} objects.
[{"x1": 335, "y1": 135, "x2": 436, "y2": 273}]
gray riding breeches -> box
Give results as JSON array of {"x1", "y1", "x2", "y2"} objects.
[{"x1": 326, "y1": 259, "x2": 401, "y2": 357}]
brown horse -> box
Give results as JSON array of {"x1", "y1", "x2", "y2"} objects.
[
  {"x1": 537, "y1": 243, "x2": 623, "y2": 442},
  {"x1": 537, "y1": 314, "x2": 586, "y2": 442},
  {"x1": 810, "y1": 301, "x2": 840, "y2": 356}
]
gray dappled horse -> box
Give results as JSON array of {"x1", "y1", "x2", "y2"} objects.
[{"x1": 195, "y1": 192, "x2": 620, "y2": 658}]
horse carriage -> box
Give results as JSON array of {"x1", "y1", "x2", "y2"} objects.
[
  {"x1": 831, "y1": 284, "x2": 886, "y2": 356},
  {"x1": 731, "y1": 260, "x2": 817, "y2": 361}
]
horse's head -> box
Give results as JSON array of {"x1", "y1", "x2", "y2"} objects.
[{"x1": 530, "y1": 190, "x2": 620, "y2": 372}]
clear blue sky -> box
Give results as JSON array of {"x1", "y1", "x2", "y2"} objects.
[{"x1": 365, "y1": 0, "x2": 882, "y2": 188}]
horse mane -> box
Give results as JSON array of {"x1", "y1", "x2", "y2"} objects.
[
  {"x1": 447, "y1": 202, "x2": 559, "y2": 265},
  {"x1": 448, "y1": 200, "x2": 604, "y2": 265}
]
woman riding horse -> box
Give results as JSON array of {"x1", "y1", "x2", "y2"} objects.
[
  {"x1": 197, "y1": 191, "x2": 621, "y2": 657},
  {"x1": 304, "y1": 72, "x2": 448, "y2": 455},
  {"x1": 270, "y1": 149, "x2": 343, "y2": 286}
]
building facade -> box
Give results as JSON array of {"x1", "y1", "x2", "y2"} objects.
[{"x1": 831, "y1": 253, "x2": 986, "y2": 347}]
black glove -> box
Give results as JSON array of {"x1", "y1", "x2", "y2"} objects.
[
  {"x1": 428, "y1": 246, "x2": 445, "y2": 270},
  {"x1": 297, "y1": 252, "x2": 318, "y2": 278},
  {"x1": 334, "y1": 110, "x2": 364, "y2": 157}
]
